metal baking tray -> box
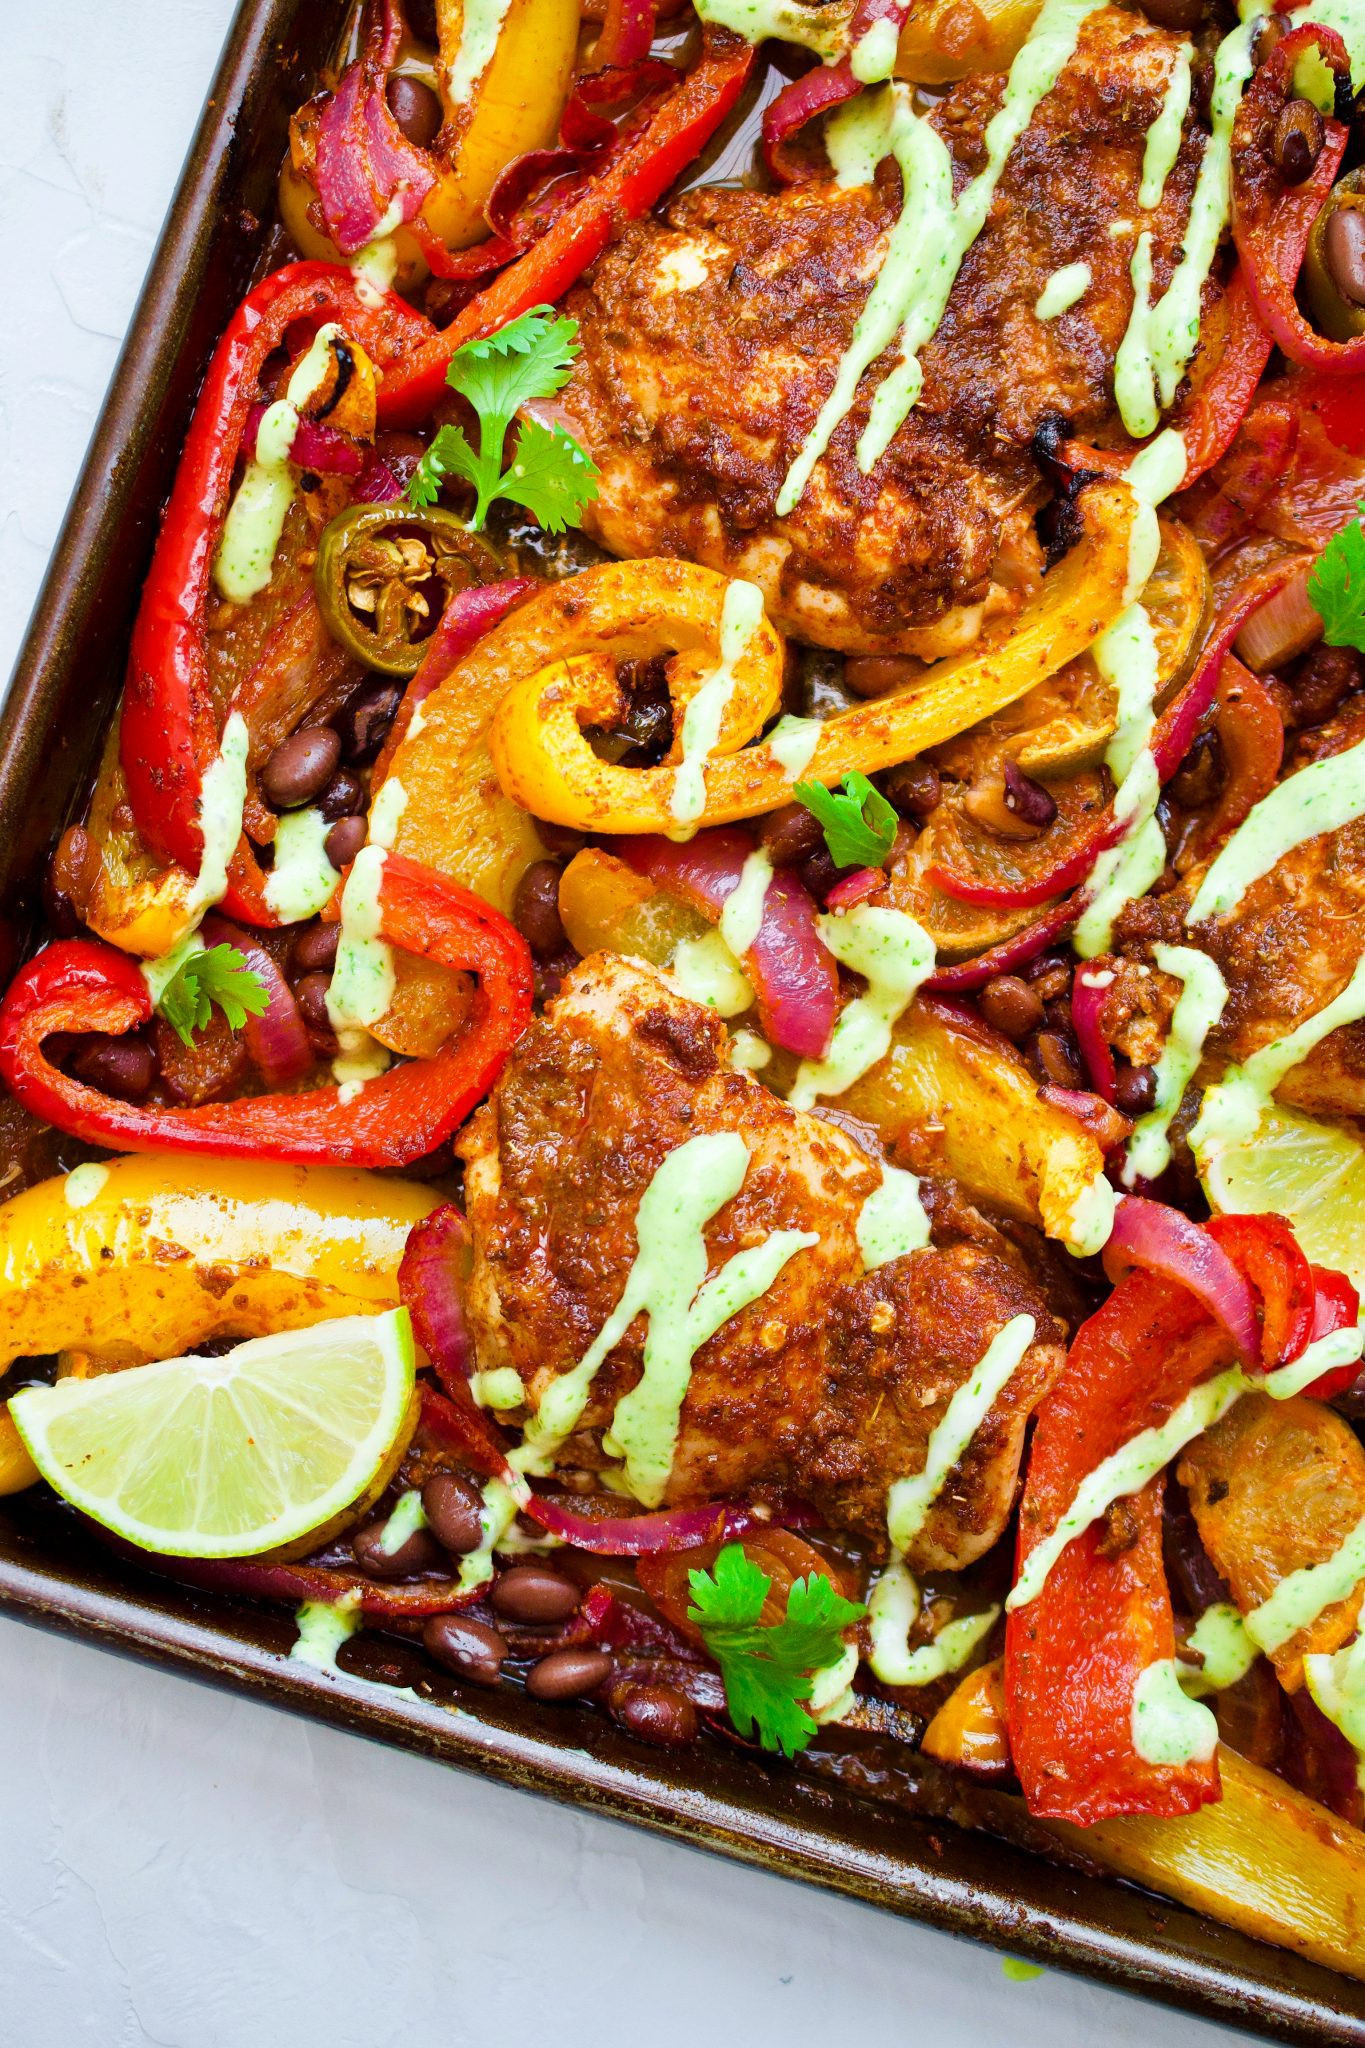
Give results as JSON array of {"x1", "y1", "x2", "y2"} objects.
[{"x1": 2, "y1": 4, "x2": 1363, "y2": 2038}]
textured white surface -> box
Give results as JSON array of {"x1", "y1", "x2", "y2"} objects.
[{"x1": 0, "y1": 7, "x2": 1255, "y2": 2045}]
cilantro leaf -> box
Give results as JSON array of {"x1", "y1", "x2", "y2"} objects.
[
  {"x1": 1309, "y1": 506, "x2": 1365, "y2": 655},
  {"x1": 687, "y1": 1542, "x2": 866, "y2": 1758},
  {"x1": 404, "y1": 306, "x2": 598, "y2": 532},
  {"x1": 792, "y1": 770, "x2": 898, "y2": 869},
  {"x1": 155, "y1": 943, "x2": 270, "y2": 1049},
  {"x1": 497, "y1": 418, "x2": 600, "y2": 534}
]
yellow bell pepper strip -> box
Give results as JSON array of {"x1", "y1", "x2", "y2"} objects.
[
  {"x1": 376, "y1": 558, "x2": 783, "y2": 921},
  {"x1": 487, "y1": 479, "x2": 1137, "y2": 833},
  {"x1": 925, "y1": 1657, "x2": 1365, "y2": 1982},
  {"x1": 0, "y1": 1154, "x2": 437, "y2": 1495}
]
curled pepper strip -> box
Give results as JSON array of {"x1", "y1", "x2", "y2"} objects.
[
  {"x1": 120, "y1": 262, "x2": 433, "y2": 922},
  {"x1": 1232, "y1": 24, "x2": 1358, "y2": 375},
  {"x1": 377, "y1": 28, "x2": 755, "y2": 428},
  {"x1": 0, "y1": 856, "x2": 531, "y2": 1169},
  {"x1": 488, "y1": 479, "x2": 1137, "y2": 833}
]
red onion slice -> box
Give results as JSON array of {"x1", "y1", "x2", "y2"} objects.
[
  {"x1": 100, "y1": 1532, "x2": 480, "y2": 1620},
  {"x1": 520, "y1": 1492, "x2": 794, "y2": 1555},
  {"x1": 1071, "y1": 965, "x2": 1118, "y2": 1103},
  {"x1": 620, "y1": 827, "x2": 839, "y2": 1058},
  {"x1": 594, "y1": 0, "x2": 659, "y2": 68},
  {"x1": 243, "y1": 403, "x2": 364, "y2": 479},
  {"x1": 922, "y1": 900, "x2": 1076, "y2": 992},
  {"x1": 199, "y1": 915, "x2": 312, "y2": 1086},
  {"x1": 764, "y1": 0, "x2": 910, "y2": 180},
  {"x1": 314, "y1": 0, "x2": 437, "y2": 255},
  {"x1": 352, "y1": 452, "x2": 405, "y2": 504},
  {"x1": 1103, "y1": 1196, "x2": 1260, "y2": 1364},
  {"x1": 398, "y1": 1209, "x2": 518, "y2": 1481}
]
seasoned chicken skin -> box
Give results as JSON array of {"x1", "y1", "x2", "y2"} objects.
[
  {"x1": 1108, "y1": 698, "x2": 1365, "y2": 1119},
  {"x1": 457, "y1": 953, "x2": 1065, "y2": 1562},
  {"x1": 563, "y1": 8, "x2": 1210, "y2": 657}
]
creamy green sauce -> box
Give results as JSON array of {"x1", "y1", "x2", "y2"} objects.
[
  {"x1": 887, "y1": 1314, "x2": 1037, "y2": 1554},
  {"x1": 377, "y1": 1488, "x2": 428, "y2": 1557},
  {"x1": 1124, "y1": 943, "x2": 1229, "y2": 1186},
  {"x1": 824, "y1": 84, "x2": 896, "y2": 189},
  {"x1": 807, "y1": 1638, "x2": 861, "y2": 1723},
  {"x1": 857, "y1": 1163, "x2": 931, "y2": 1270},
  {"x1": 692, "y1": 0, "x2": 848, "y2": 57},
  {"x1": 1190, "y1": 737, "x2": 1365, "y2": 924},
  {"x1": 1034, "y1": 262, "x2": 1091, "y2": 321},
  {"x1": 1193, "y1": 953, "x2": 1365, "y2": 1159},
  {"x1": 1245, "y1": 1507, "x2": 1365, "y2": 1656},
  {"x1": 729, "y1": 1027, "x2": 773, "y2": 1071},
  {"x1": 63, "y1": 1163, "x2": 110, "y2": 1210},
  {"x1": 215, "y1": 324, "x2": 343, "y2": 605},
  {"x1": 470, "y1": 1366, "x2": 526, "y2": 1411},
  {"x1": 457, "y1": 1475, "x2": 528, "y2": 1592},
  {"x1": 1131, "y1": 1656, "x2": 1218, "y2": 1765},
  {"x1": 867, "y1": 1555, "x2": 1000, "y2": 1685},
  {"x1": 1179, "y1": 1601, "x2": 1256, "y2": 1696},
  {"x1": 718, "y1": 849, "x2": 773, "y2": 959},
  {"x1": 1305, "y1": 1632, "x2": 1365, "y2": 1777},
  {"x1": 136, "y1": 714, "x2": 249, "y2": 967},
  {"x1": 670, "y1": 929, "x2": 755, "y2": 1017},
  {"x1": 851, "y1": 15, "x2": 901, "y2": 81},
  {"x1": 1139, "y1": 42, "x2": 1193, "y2": 208},
  {"x1": 263, "y1": 806, "x2": 337, "y2": 923},
  {"x1": 779, "y1": 0, "x2": 1099, "y2": 511},
  {"x1": 789, "y1": 904, "x2": 935, "y2": 1108},
  {"x1": 290, "y1": 1593, "x2": 361, "y2": 1675},
  {"x1": 510, "y1": 1132, "x2": 816, "y2": 1504},
  {"x1": 1114, "y1": 231, "x2": 1160, "y2": 440},
  {"x1": 1008, "y1": 1332, "x2": 1365, "y2": 1611},
  {"x1": 670, "y1": 580, "x2": 766, "y2": 831},
  {"x1": 1302, "y1": 0, "x2": 1365, "y2": 93},
  {"x1": 1060, "y1": 1167, "x2": 1118, "y2": 1259},
  {"x1": 765, "y1": 714, "x2": 825, "y2": 780},
  {"x1": 326, "y1": 778, "x2": 407, "y2": 1100},
  {"x1": 351, "y1": 197, "x2": 404, "y2": 309},
  {"x1": 447, "y1": 0, "x2": 516, "y2": 103}
]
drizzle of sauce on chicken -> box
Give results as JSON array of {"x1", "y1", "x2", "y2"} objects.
[
  {"x1": 563, "y1": 8, "x2": 1209, "y2": 658},
  {"x1": 457, "y1": 952, "x2": 1065, "y2": 1561}
]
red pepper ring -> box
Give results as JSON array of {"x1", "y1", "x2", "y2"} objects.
[
  {"x1": 1204, "y1": 1211, "x2": 1316, "y2": 1369},
  {"x1": 120, "y1": 261, "x2": 434, "y2": 922},
  {"x1": 1300, "y1": 1265, "x2": 1365, "y2": 1399},
  {"x1": 0, "y1": 855, "x2": 532, "y2": 1169},
  {"x1": 377, "y1": 28, "x2": 755, "y2": 428},
  {"x1": 1232, "y1": 24, "x2": 1358, "y2": 375}
]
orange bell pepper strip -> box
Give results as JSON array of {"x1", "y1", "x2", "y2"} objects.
[
  {"x1": 486, "y1": 479, "x2": 1137, "y2": 833},
  {"x1": 0, "y1": 855, "x2": 531, "y2": 1168}
]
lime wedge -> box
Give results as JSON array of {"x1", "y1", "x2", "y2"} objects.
[
  {"x1": 10, "y1": 1309, "x2": 415, "y2": 1558},
  {"x1": 1200, "y1": 1103, "x2": 1365, "y2": 1295}
]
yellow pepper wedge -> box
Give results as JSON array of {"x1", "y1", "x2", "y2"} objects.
[
  {"x1": 84, "y1": 716, "x2": 200, "y2": 959},
  {"x1": 895, "y1": 0, "x2": 1043, "y2": 84},
  {"x1": 0, "y1": 1156, "x2": 437, "y2": 1493},
  {"x1": 926, "y1": 1659, "x2": 1365, "y2": 1981},
  {"x1": 487, "y1": 480, "x2": 1137, "y2": 834}
]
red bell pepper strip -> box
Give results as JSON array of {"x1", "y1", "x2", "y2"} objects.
[
  {"x1": 0, "y1": 855, "x2": 531, "y2": 1168},
  {"x1": 1204, "y1": 1212, "x2": 1314, "y2": 1369},
  {"x1": 926, "y1": 559, "x2": 1301, "y2": 912},
  {"x1": 1005, "y1": 1267, "x2": 1231, "y2": 1825},
  {"x1": 376, "y1": 28, "x2": 755, "y2": 428},
  {"x1": 1232, "y1": 25, "x2": 1359, "y2": 375},
  {"x1": 1302, "y1": 1266, "x2": 1365, "y2": 1399},
  {"x1": 121, "y1": 261, "x2": 434, "y2": 922}
]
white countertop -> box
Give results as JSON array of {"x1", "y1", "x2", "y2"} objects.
[{"x1": 0, "y1": 7, "x2": 1255, "y2": 2043}]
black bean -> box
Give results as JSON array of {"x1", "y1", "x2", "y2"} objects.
[
  {"x1": 1114, "y1": 1063, "x2": 1158, "y2": 1116},
  {"x1": 1271, "y1": 99, "x2": 1324, "y2": 185},
  {"x1": 1289, "y1": 643, "x2": 1363, "y2": 728},
  {"x1": 385, "y1": 74, "x2": 442, "y2": 149},
  {"x1": 879, "y1": 760, "x2": 941, "y2": 818},
  {"x1": 526, "y1": 1648, "x2": 614, "y2": 1701},
  {"x1": 319, "y1": 769, "x2": 366, "y2": 820},
  {"x1": 1138, "y1": 0, "x2": 1203, "y2": 26},
  {"x1": 799, "y1": 848, "x2": 844, "y2": 901},
  {"x1": 45, "y1": 824, "x2": 91, "y2": 937},
  {"x1": 324, "y1": 815, "x2": 368, "y2": 869},
  {"x1": 403, "y1": 0, "x2": 439, "y2": 43},
  {"x1": 295, "y1": 972, "x2": 334, "y2": 1030},
  {"x1": 1026, "y1": 955, "x2": 1072, "y2": 1000},
  {"x1": 291, "y1": 921, "x2": 340, "y2": 975},
  {"x1": 614, "y1": 1682, "x2": 699, "y2": 1746},
  {"x1": 512, "y1": 860, "x2": 566, "y2": 958},
  {"x1": 336, "y1": 683, "x2": 403, "y2": 766},
  {"x1": 260, "y1": 726, "x2": 341, "y2": 811},
  {"x1": 1326, "y1": 205, "x2": 1365, "y2": 309},
  {"x1": 532, "y1": 818, "x2": 587, "y2": 859},
  {"x1": 1031, "y1": 1028, "x2": 1083, "y2": 1089},
  {"x1": 352, "y1": 1517, "x2": 445, "y2": 1580},
  {"x1": 71, "y1": 1034, "x2": 155, "y2": 1103},
  {"x1": 843, "y1": 655, "x2": 919, "y2": 700},
  {"x1": 1003, "y1": 759, "x2": 1058, "y2": 828},
  {"x1": 1168, "y1": 731, "x2": 1222, "y2": 809},
  {"x1": 978, "y1": 974, "x2": 1045, "y2": 1042},
  {"x1": 422, "y1": 1613, "x2": 507, "y2": 1686},
  {"x1": 758, "y1": 802, "x2": 825, "y2": 868},
  {"x1": 490, "y1": 1565, "x2": 580, "y2": 1624},
  {"x1": 421, "y1": 1470, "x2": 486, "y2": 1555}
]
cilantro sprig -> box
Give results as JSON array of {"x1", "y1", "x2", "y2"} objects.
[
  {"x1": 406, "y1": 307, "x2": 600, "y2": 533},
  {"x1": 1308, "y1": 505, "x2": 1365, "y2": 655},
  {"x1": 687, "y1": 1542, "x2": 866, "y2": 1758},
  {"x1": 156, "y1": 943, "x2": 269, "y2": 1049},
  {"x1": 793, "y1": 770, "x2": 898, "y2": 870}
]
